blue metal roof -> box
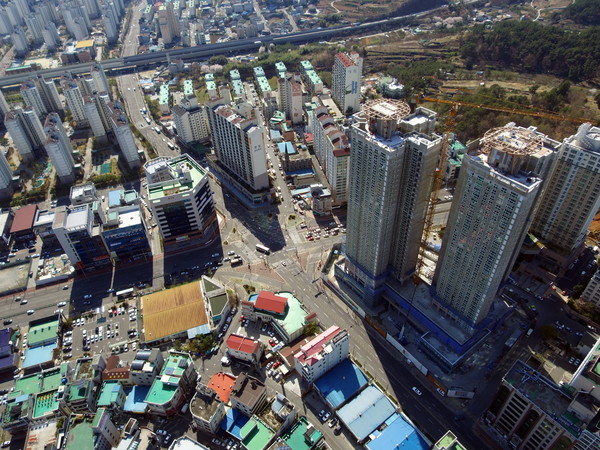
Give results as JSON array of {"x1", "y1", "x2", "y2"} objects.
[
  {"x1": 123, "y1": 385, "x2": 150, "y2": 413},
  {"x1": 366, "y1": 414, "x2": 429, "y2": 450},
  {"x1": 337, "y1": 385, "x2": 396, "y2": 442},
  {"x1": 314, "y1": 359, "x2": 368, "y2": 409}
]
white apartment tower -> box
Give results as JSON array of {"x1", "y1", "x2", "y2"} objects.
[
  {"x1": 11, "y1": 26, "x2": 28, "y2": 56},
  {"x1": 21, "y1": 77, "x2": 62, "y2": 118},
  {"x1": 332, "y1": 51, "x2": 363, "y2": 115},
  {"x1": 37, "y1": 75, "x2": 63, "y2": 113},
  {"x1": 294, "y1": 326, "x2": 349, "y2": 384},
  {"x1": 44, "y1": 113, "x2": 76, "y2": 184},
  {"x1": 206, "y1": 101, "x2": 269, "y2": 191},
  {"x1": 108, "y1": 103, "x2": 141, "y2": 169},
  {"x1": 61, "y1": 75, "x2": 88, "y2": 127},
  {"x1": 158, "y1": 2, "x2": 180, "y2": 45},
  {"x1": 0, "y1": 150, "x2": 14, "y2": 199},
  {"x1": 341, "y1": 101, "x2": 441, "y2": 304},
  {"x1": 433, "y1": 126, "x2": 547, "y2": 332},
  {"x1": 278, "y1": 73, "x2": 303, "y2": 125},
  {"x1": 0, "y1": 89, "x2": 10, "y2": 117},
  {"x1": 83, "y1": 96, "x2": 107, "y2": 138},
  {"x1": 531, "y1": 123, "x2": 600, "y2": 255},
  {"x1": 311, "y1": 105, "x2": 350, "y2": 205},
  {"x1": 172, "y1": 84, "x2": 209, "y2": 144},
  {"x1": 90, "y1": 62, "x2": 110, "y2": 95},
  {"x1": 42, "y1": 22, "x2": 60, "y2": 51},
  {"x1": 20, "y1": 79, "x2": 46, "y2": 117},
  {"x1": 4, "y1": 107, "x2": 46, "y2": 160}
]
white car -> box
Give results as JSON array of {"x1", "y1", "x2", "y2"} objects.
[
  {"x1": 27, "y1": 309, "x2": 35, "y2": 315},
  {"x1": 57, "y1": 301, "x2": 66, "y2": 307},
  {"x1": 83, "y1": 294, "x2": 92, "y2": 299},
  {"x1": 412, "y1": 386, "x2": 422, "y2": 396}
]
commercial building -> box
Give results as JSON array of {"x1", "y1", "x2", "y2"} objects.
[
  {"x1": 144, "y1": 154, "x2": 216, "y2": 248},
  {"x1": 337, "y1": 101, "x2": 442, "y2": 304},
  {"x1": 44, "y1": 112, "x2": 76, "y2": 184},
  {"x1": 130, "y1": 349, "x2": 165, "y2": 386},
  {"x1": 278, "y1": 72, "x2": 303, "y2": 125},
  {"x1": 108, "y1": 102, "x2": 141, "y2": 169},
  {"x1": 226, "y1": 334, "x2": 263, "y2": 365},
  {"x1": 531, "y1": 123, "x2": 600, "y2": 256},
  {"x1": 314, "y1": 359, "x2": 368, "y2": 410},
  {"x1": 101, "y1": 204, "x2": 151, "y2": 263},
  {"x1": 145, "y1": 351, "x2": 197, "y2": 417},
  {"x1": 432, "y1": 125, "x2": 545, "y2": 334},
  {"x1": 52, "y1": 205, "x2": 111, "y2": 271},
  {"x1": 70, "y1": 183, "x2": 98, "y2": 206},
  {"x1": 332, "y1": 51, "x2": 363, "y2": 115},
  {"x1": 206, "y1": 100, "x2": 269, "y2": 192},
  {"x1": 229, "y1": 373, "x2": 267, "y2": 416},
  {"x1": 190, "y1": 384, "x2": 226, "y2": 435},
  {"x1": 310, "y1": 105, "x2": 350, "y2": 205},
  {"x1": 294, "y1": 326, "x2": 349, "y2": 385},
  {"x1": 10, "y1": 204, "x2": 37, "y2": 244},
  {"x1": 172, "y1": 85, "x2": 210, "y2": 144}
]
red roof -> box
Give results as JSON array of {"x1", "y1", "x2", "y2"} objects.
[
  {"x1": 336, "y1": 52, "x2": 354, "y2": 68},
  {"x1": 255, "y1": 291, "x2": 287, "y2": 315},
  {"x1": 10, "y1": 204, "x2": 37, "y2": 234},
  {"x1": 295, "y1": 325, "x2": 343, "y2": 366},
  {"x1": 226, "y1": 333, "x2": 260, "y2": 355},
  {"x1": 208, "y1": 372, "x2": 236, "y2": 403}
]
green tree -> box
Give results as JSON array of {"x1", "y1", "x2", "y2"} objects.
[
  {"x1": 540, "y1": 325, "x2": 558, "y2": 341},
  {"x1": 304, "y1": 321, "x2": 320, "y2": 336},
  {"x1": 62, "y1": 318, "x2": 74, "y2": 331}
]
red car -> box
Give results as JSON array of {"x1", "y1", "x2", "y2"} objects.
[
  {"x1": 273, "y1": 361, "x2": 281, "y2": 368},
  {"x1": 269, "y1": 339, "x2": 275, "y2": 347}
]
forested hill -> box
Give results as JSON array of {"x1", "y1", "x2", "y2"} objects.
[{"x1": 460, "y1": 21, "x2": 600, "y2": 81}]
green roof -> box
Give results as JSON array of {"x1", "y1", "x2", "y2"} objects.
[
  {"x1": 203, "y1": 277, "x2": 221, "y2": 293},
  {"x1": 253, "y1": 67, "x2": 265, "y2": 77},
  {"x1": 96, "y1": 381, "x2": 123, "y2": 407},
  {"x1": 15, "y1": 374, "x2": 42, "y2": 395},
  {"x1": 66, "y1": 419, "x2": 94, "y2": 450},
  {"x1": 305, "y1": 69, "x2": 322, "y2": 86},
  {"x1": 147, "y1": 155, "x2": 208, "y2": 201},
  {"x1": 256, "y1": 76, "x2": 271, "y2": 93},
  {"x1": 230, "y1": 70, "x2": 241, "y2": 81},
  {"x1": 92, "y1": 408, "x2": 106, "y2": 428},
  {"x1": 300, "y1": 60, "x2": 313, "y2": 70},
  {"x1": 42, "y1": 368, "x2": 64, "y2": 391},
  {"x1": 33, "y1": 389, "x2": 60, "y2": 418},
  {"x1": 145, "y1": 352, "x2": 193, "y2": 406},
  {"x1": 68, "y1": 379, "x2": 93, "y2": 402},
  {"x1": 161, "y1": 353, "x2": 191, "y2": 377},
  {"x1": 232, "y1": 79, "x2": 244, "y2": 96},
  {"x1": 159, "y1": 84, "x2": 170, "y2": 105},
  {"x1": 145, "y1": 377, "x2": 177, "y2": 405},
  {"x1": 275, "y1": 62, "x2": 287, "y2": 72},
  {"x1": 436, "y1": 431, "x2": 466, "y2": 450},
  {"x1": 184, "y1": 80, "x2": 194, "y2": 96},
  {"x1": 209, "y1": 293, "x2": 228, "y2": 316},
  {"x1": 282, "y1": 417, "x2": 322, "y2": 450},
  {"x1": 276, "y1": 292, "x2": 307, "y2": 337},
  {"x1": 28, "y1": 319, "x2": 59, "y2": 346},
  {"x1": 205, "y1": 73, "x2": 214, "y2": 81},
  {"x1": 241, "y1": 417, "x2": 274, "y2": 450}
]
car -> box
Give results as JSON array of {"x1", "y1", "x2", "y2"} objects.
[
  {"x1": 322, "y1": 412, "x2": 331, "y2": 422},
  {"x1": 3, "y1": 319, "x2": 12, "y2": 325},
  {"x1": 83, "y1": 301, "x2": 91, "y2": 305},
  {"x1": 83, "y1": 294, "x2": 92, "y2": 299},
  {"x1": 20, "y1": 299, "x2": 28, "y2": 305},
  {"x1": 212, "y1": 253, "x2": 220, "y2": 258},
  {"x1": 212, "y1": 439, "x2": 222, "y2": 445},
  {"x1": 328, "y1": 418, "x2": 337, "y2": 428},
  {"x1": 1, "y1": 440, "x2": 10, "y2": 448},
  {"x1": 62, "y1": 285, "x2": 69, "y2": 290},
  {"x1": 27, "y1": 309, "x2": 35, "y2": 315},
  {"x1": 412, "y1": 386, "x2": 422, "y2": 395},
  {"x1": 157, "y1": 429, "x2": 167, "y2": 436},
  {"x1": 281, "y1": 261, "x2": 286, "y2": 266},
  {"x1": 319, "y1": 409, "x2": 325, "y2": 417},
  {"x1": 64, "y1": 353, "x2": 72, "y2": 359},
  {"x1": 269, "y1": 339, "x2": 275, "y2": 347},
  {"x1": 57, "y1": 301, "x2": 66, "y2": 307},
  {"x1": 334, "y1": 425, "x2": 342, "y2": 435},
  {"x1": 436, "y1": 388, "x2": 446, "y2": 396}
]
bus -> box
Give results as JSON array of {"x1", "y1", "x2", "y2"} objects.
[
  {"x1": 256, "y1": 244, "x2": 270, "y2": 255},
  {"x1": 116, "y1": 288, "x2": 134, "y2": 299}
]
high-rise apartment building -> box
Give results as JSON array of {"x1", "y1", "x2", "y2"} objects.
[
  {"x1": 83, "y1": 96, "x2": 107, "y2": 138},
  {"x1": 278, "y1": 72, "x2": 303, "y2": 125},
  {"x1": 311, "y1": 105, "x2": 350, "y2": 205},
  {"x1": 44, "y1": 113, "x2": 76, "y2": 184},
  {"x1": 144, "y1": 155, "x2": 216, "y2": 248},
  {"x1": 4, "y1": 107, "x2": 46, "y2": 160},
  {"x1": 158, "y1": 2, "x2": 180, "y2": 45},
  {"x1": 339, "y1": 101, "x2": 441, "y2": 304},
  {"x1": 42, "y1": 22, "x2": 60, "y2": 51},
  {"x1": 20, "y1": 79, "x2": 46, "y2": 117},
  {"x1": 294, "y1": 326, "x2": 349, "y2": 384},
  {"x1": 37, "y1": 75, "x2": 63, "y2": 114},
  {"x1": 61, "y1": 74, "x2": 88, "y2": 127},
  {"x1": 206, "y1": 100, "x2": 269, "y2": 191},
  {"x1": 530, "y1": 123, "x2": 600, "y2": 255},
  {"x1": 11, "y1": 25, "x2": 28, "y2": 56},
  {"x1": 332, "y1": 51, "x2": 363, "y2": 115},
  {"x1": 21, "y1": 76, "x2": 62, "y2": 118},
  {"x1": 90, "y1": 62, "x2": 110, "y2": 95},
  {"x1": 172, "y1": 81, "x2": 209, "y2": 144},
  {"x1": 0, "y1": 150, "x2": 14, "y2": 200},
  {"x1": 0, "y1": 89, "x2": 9, "y2": 118},
  {"x1": 432, "y1": 126, "x2": 547, "y2": 332},
  {"x1": 108, "y1": 103, "x2": 141, "y2": 169}
]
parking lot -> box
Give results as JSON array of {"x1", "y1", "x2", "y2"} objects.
[{"x1": 67, "y1": 301, "x2": 141, "y2": 362}]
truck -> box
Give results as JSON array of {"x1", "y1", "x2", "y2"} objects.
[{"x1": 230, "y1": 257, "x2": 243, "y2": 267}]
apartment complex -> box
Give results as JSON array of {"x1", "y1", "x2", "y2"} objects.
[
  {"x1": 4, "y1": 107, "x2": 45, "y2": 161},
  {"x1": 172, "y1": 81, "x2": 210, "y2": 144},
  {"x1": 531, "y1": 123, "x2": 600, "y2": 255},
  {"x1": 44, "y1": 112, "x2": 76, "y2": 184},
  {"x1": 332, "y1": 51, "x2": 363, "y2": 115},
  {"x1": 278, "y1": 72, "x2": 303, "y2": 125},
  {"x1": 339, "y1": 101, "x2": 441, "y2": 304},
  {"x1": 144, "y1": 154, "x2": 216, "y2": 248},
  {"x1": 108, "y1": 103, "x2": 141, "y2": 169},
  {"x1": 61, "y1": 74, "x2": 88, "y2": 127},
  {"x1": 432, "y1": 126, "x2": 547, "y2": 333}
]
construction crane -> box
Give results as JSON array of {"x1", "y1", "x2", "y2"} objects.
[{"x1": 413, "y1": 94, "x2": 597, "y2": 278}]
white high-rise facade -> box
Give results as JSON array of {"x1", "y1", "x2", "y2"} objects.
[
  {"x1": 278, "y1": 72, "x2": 303, "y2": 125},
  {"x1": 172, "y1": 96, "x2": 209, "y2": 144},
  {"x1": 531, "y1": 123, "x2": 600, "y2": 255},
  {"x1": 62, "y1": 75, "x2": 88, "y2": 127},
  {"x1": 433, "y1": 126, "x2": 547, "y2": 332},
  {"x1": 109, "y1": 103, "x2": 141, "y2": 169},
  {"x1": 83, "y1": 96, "x2": 107, "y2": 138},
  {"x1": 4, "y1": 107, "x2": 46, "y2": 160},
  {"x1": 21, "y1": 79, "x2": 46, "y2": 117},
  {"x1": 90, "y1": 62, "x2": 110, "y2": 95},
  {"x1": 0, "y1": 147, "x2": 14, "y2": 199},
  {"x1": 332, "y1": 51, "x2": 363, "y2": 115},
  {"x1": 44, "y1": 113, "x2": 76, "y2": 184},
  {"x1": 0, "y1": 89, "x2": 9, "y2": 117},
  {"x1": 341, "y1": 101, "x2": 441, "y2": 304},
  {"x1": 206, "y1": 101, "x2": 269, "y2": 191}
]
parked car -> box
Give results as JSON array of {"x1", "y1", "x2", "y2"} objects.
[
  {"x1": 27, "y1": 309, "x2": 35, "y2": 315},
  {"x1": 412, "y1": 387, "x2": 422, "y2": 396}
]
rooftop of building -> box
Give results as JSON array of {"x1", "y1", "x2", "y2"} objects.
[
  {"x1": 22, "y1": 343, "x2": 57, "y2": 369},
  {"x1": 145, "y1": 155, "x2": 207, "y2": 202},
  {"x1": 295, "y1": 325, "x2": 345, "y2": 366},
  {"x1": 123, "y1": 385, "x2": 149, "y2": 414},
  {"x1": 184, "y1": 79, "x2": 194, "y2": 96},
  {"x1": 281, "y1": 416, "x2": 323, "y2": 450},
  {"x1": 230, "y1": 373, "x2": 265, "y2": 407},
  {"x1": 15, "y1": 365, "x2": 67, "y2": 395},
  {"x1": 97, "y1": 380, "x2": 123, "y2": 407},
  {"x1": 32, "y1": 389, "x2": 60, "y2": 418},
  {"x1": 27, "y1": 317, "x2": 60, "y2": 347},
  {"x1": 65, "y1": 417, "x2": 94, "y2": 450},
  {"x1": 314, "y1": 359, "x2": 368, "y2": 408},
  {"x1": 208, "y1": 372, "x2": 236, "y2": 404},
  {"x1": 10, "y1": 204, "x2": 37, "y2": 233},
  {"x1": 247, "y1": 291, "x2": 308, "y2": 337},
  {"x1": 254, "y1": 291, "x2": 287, "y2": 315},
  {"x1": 366, "y1": 414, "x2": 429, "y2": 450},
  {"x1": 141, "y1": 281, "x2": 209, "y2": 342},
  {"x1": 75, "y1": 39, "x2": 94, "y2": 49},
  {"x1": 190, "y1": 388, "x2": 222, "y2": 421},
  {"x1": 336, "y1": 51, "x2": 360, "y2": 68},
  {"x1": 227, "y1": 334, "x2": 261, "y2": 355},
  {"x1": 337, "y1": 385, "x2": 397, "y2": 442},
  {"x1": 240, "y1": 416, "x2": 275, "y2": 450},
  {"x1": 145, "y1": 352, "x2": 193, "y2": 406},
  {"x1": 169, "y1": 436, "x2": 209, "y2": 449},
  {"x1": 433, "y1": 431, "x2": 467, "y2": 450},
  {"x1": 24, "y1": 417, "x2": 58, "y2": 450}
]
